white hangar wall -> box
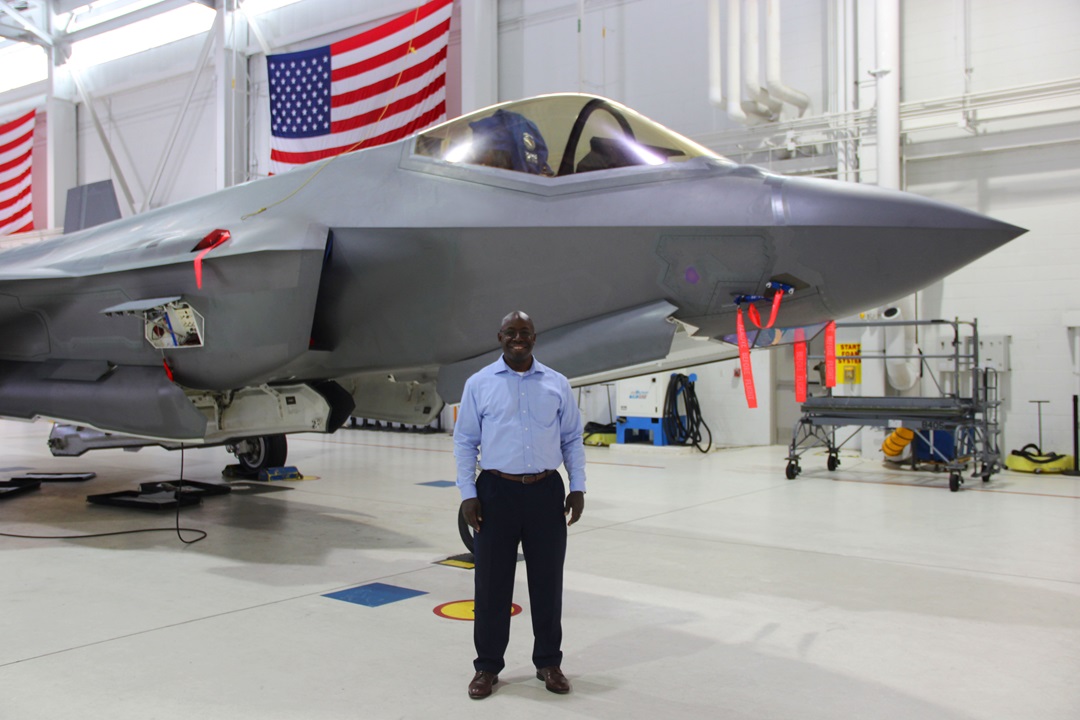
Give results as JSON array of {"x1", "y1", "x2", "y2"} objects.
[
  {"x1": 3, "y1": 0, "x2": 1078, "y2": 452},
  {"x1": 899, "y1": 0, "x2": 1080, "y2": 454},
  {"x1": 503, "y1": 0, "x2": 1080, "y2": 451}
]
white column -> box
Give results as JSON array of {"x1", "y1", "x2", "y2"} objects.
[
  {"x1": 876, "y1": 0, "x2": 900, "y2": 190},
  {"x1": 46, "y1": 52, "x2": 77, "y2": 230},
  {"x1": 216, "y1": 2, "x2": 249, "y2": 189},
  {"x1": 460, "y1": 0, "x2": 498, "y2": 113}
]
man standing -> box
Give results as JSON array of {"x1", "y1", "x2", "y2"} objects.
[{"x1": 454, "y1": 311, "x2": 586, "y2": 700}]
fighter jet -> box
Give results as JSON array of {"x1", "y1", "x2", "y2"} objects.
[{"x1": 0, "y1": 93, "x2": 1024, "y2": 472}]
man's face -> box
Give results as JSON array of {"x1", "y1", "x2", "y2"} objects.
[{"x1": 499, "y1": 315, "x2": 536, "y2": 366}]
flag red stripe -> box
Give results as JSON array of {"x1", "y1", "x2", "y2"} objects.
[
  {"x1": 0, "y1": 184, "x2": 30, "y2": 212},
  {"x1": 350, "y1": 103, "x2": 445, "y2": 149},
  {"x1": 271, "y1": 102, "x2": 445, "y2": 165},
  {"x1": 332, "y1": 46, "x2": 446, "y2": 108},
  {"x1": 1, "y1": 205, "x2": 31, "y2": 228},
  {"x1": 0, "y1": 130, "x2": 32, "y2": 157},
  {"x1": 0, "y1": 148, "x2": 31, "y2": 174},
  {"x1": 0, "y1": 110, "x2": 34, "y2": 136},
  {"x1": 331, "y1": 19, "x2": 450, "y2": 83},
  {"x1": 0, "y1": 164, "x2": 31, "y2": 194},
  {"x1": 331, "y1": 75, "x2": 444, "y2": 134},
  {"x1": 9, "y1": 219, "x2": 33, "y2": 234},
  {"x1": 330, "y1": 0, "x2": 452, "y2": 56}
]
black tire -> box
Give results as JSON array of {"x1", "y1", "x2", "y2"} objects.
[
  {"x1": 949, "y1": 473, "x2": 961, "y2": 492},
  {"x1": 827, "y1": 454, "x2": 839, "y2": 472},
  {"x1": 785, "y1": 462, "x2": 798, "y2": 480},
  {"x1": 457, "y1": 504, "x2": 475, "y2": 553},
  {"x1": 234, "y1": 434, "x2": 288, "y2": 474}
]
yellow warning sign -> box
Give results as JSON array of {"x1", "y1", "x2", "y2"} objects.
[
  {"x1": 837, "y1": 342, "x2": 861, "y2": 384},
  {"x1": 433, "y1": 600, "x2": 523, "y2": 621}
]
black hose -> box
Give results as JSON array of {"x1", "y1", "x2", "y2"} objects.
[{"x1": 662, "y1": 374, "x2": 712, "y2": 453}]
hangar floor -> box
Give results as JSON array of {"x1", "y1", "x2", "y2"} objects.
[{"x1": 1, "y1": 417, "x2": 1078, "y2": 720}]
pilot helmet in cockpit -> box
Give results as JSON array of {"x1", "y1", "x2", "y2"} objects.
[{"x1": 467, "y1": 109, "x2": 553, "y2": 176}]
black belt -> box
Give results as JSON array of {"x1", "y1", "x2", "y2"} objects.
[{"x1": 486, "y1": 469, "x2": 555, "y2": 484}]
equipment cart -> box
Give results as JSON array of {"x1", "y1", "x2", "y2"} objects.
[{"x1": 786, "y1": 319, "x2": 1001, "y2": 491}]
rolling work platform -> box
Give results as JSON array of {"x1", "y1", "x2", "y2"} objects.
[{"x1": 786, "y1": 319, "x2": 1002, "y2": 491}]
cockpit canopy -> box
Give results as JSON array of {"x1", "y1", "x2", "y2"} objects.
[{"x1": 414, "y1": 93, "x2": 727, "y2": 176}]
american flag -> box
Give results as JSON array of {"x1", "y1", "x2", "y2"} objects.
[
  {"x1": 0, "y1": 110, "x2": 34, "y2": 236},
  {"x1": 267, "y1": 0, "x2": 453, "y2": 174}
]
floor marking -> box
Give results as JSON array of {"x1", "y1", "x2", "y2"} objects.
[
  {"x1": 436, "y1": 558, "x2": 475, "y2": 569},
  {"x1": 433, "y1": 600, "x2": 521, "y2": 621},
  {"x1": 323, "y1": 582, "x2": 428, "y2": 607},
  {"x1": 417, "y1": 480, "x2": 456, "y2": 488}
]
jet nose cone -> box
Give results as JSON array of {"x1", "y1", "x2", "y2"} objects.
[
  {"x1": 777, "y1": 176, "x2": 1026, "y2": 316},
  {"x1": 782, "y1": 175, "x2": 1025, "y2": 242}
]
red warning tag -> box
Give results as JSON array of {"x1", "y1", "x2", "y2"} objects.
[
  {"x1": 825, "y1": 321, "x2": 837, "y2": 388},
  {"x1": 746, "y1": 290, "x2": 784, "y2": 330},
  {"x1": 794, "y1": 328, "x2": 807, "y2": 403},
  {"x1": 193, "y1": 229, "x2": 231, "y2": 289},
  {"x1": 736, "y1": 307, "x2": 757, "y2": 408}
]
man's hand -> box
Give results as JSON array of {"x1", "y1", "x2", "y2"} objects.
[
  {"x1": 564, "y1": 491, "x2": 585, "y2": 526},
  {"x1": 461, "y1": 497, "x2": 482, "y2": 534}
]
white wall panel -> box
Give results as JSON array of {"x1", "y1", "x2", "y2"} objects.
[
  {"x1": 908, "y1": 142, "x2": 1080, "y2": 454},
  {"x1": 500, "y1": 0, "x2": 825, "y2": 135},
  {"x1": 76, "y1": 73, "x2": 218, "y2": 212},
  {"x1": 905, "y1": 0, "x2": 1080, "y2": 102}
]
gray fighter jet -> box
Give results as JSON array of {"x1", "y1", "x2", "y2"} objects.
[{"x1": 0, "y1": 94, "x2": 1024, "y2": 472}]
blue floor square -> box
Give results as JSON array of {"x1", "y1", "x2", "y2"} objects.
[
  {"x1": 417, "y1": 480, "x2": 455, "y2": 488},
  {"x1": 323, "y1": 582, "x2": 428, "y2": 607}
]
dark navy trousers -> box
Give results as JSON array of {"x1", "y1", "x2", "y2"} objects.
[{"x1": 472, "y1": 469, "x2": 567, "y2": 674}]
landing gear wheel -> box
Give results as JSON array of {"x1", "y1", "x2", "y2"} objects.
[
  {"x1": 949, "y1": 472, "x2": 962, "y2": 492},
  {"x1": 827, "y1": 453, "x2": 840, "y2": 472},
  {"x1": 457, "y1": 504, "x2": 475, "y2": 554},
  {"x1": 785, "y1": 461, "x2": 799, "y2": 480},
  {"x1": 231, "y1": 434, "x2": 288, "y2": 475}
]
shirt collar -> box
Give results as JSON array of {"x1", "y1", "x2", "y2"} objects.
[{"x1": 495, "y1": 355, "x2": 545, "y2": 376}]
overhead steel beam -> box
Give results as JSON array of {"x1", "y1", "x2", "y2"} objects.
[
  {"x1": 63, "y1": 0, "x2": 190, "y2": 44},
  {"x1": 0, "y1": 25, "x2": 29, "y2": 42},
  {"x1": 0, "y1": 0, "x2": 54, "y2": 46},
  {"x1": 236, "y1": 0, "x2": 271, "y2": 55}
]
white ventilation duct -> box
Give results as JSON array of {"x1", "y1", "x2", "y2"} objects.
[
  {"x1": 709, "y1": 0, "x2": 811, "y2": 125},
  {"x1": 764, "y1": 0, "x2": 810, "y2": 116},
  {"x1": 741, "y1": 0, "x2": 782, "y2": 117},
  {"x1": 882, "y1": 299, "x2": 920, "y2": 392}
]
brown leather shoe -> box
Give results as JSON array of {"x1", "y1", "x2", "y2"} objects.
[
  {"x1": 468, "y1": 670, "x2": 498, "y2": 699},
  {"x1": 536, "y1": 666, "x2": 570, "y2": 694}
]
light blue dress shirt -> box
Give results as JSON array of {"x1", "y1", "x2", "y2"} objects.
[{"x1": 454, "y1": 355, "x2": 587, "y2": 500}]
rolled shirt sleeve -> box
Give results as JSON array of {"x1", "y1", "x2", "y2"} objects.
[
  {"x1": 558, "y1": 377, "x2": 587, "y2": 494},
  {"x1": 453, "y1": 377, "x2": 483, "y2": 500}
]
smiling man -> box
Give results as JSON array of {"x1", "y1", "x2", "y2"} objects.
[{"x1": 453, "y1": 311, "x2": 587, "y2": 699}]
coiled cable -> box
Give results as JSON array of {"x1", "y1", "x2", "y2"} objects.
[{"x1": 662, "y1": 374, "x2": 712, "y2": 453}]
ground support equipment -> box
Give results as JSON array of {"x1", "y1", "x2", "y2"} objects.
[{"x1": 786, "y1": 319, "x2": 1001, "y2": 491}]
